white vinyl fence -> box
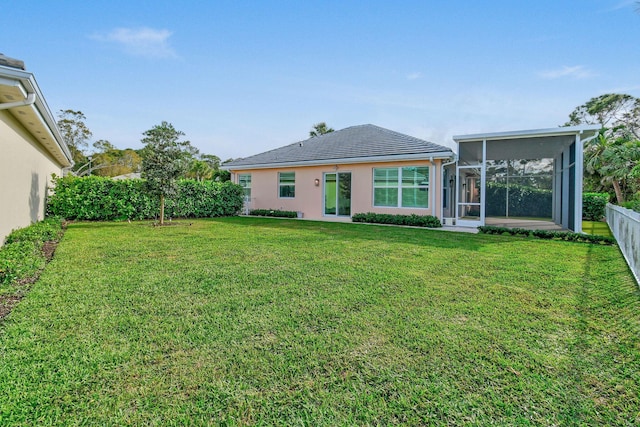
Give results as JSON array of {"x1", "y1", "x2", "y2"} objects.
[{"x1": 606, "y1": 203, "x2": 640, "y2": 286}]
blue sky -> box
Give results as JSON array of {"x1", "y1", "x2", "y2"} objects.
[{"x1": 3, "y1": 0, "x2": 639, "y2": 159}]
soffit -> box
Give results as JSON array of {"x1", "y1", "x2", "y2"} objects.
[{"x1": 0, "y1": 79, "x2": 71, "y2": 167}]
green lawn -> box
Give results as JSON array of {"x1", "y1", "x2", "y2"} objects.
[
  {"x1": 582, "y1": 220, "x2": 614, "y2": 237},
  {"x1": 1, "y1": 218, "x2": 638, "y2": 425}
]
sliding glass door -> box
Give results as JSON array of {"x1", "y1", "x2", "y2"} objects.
[{"x1": 324, "y1": 172, "x2": 351, "y2": 216}]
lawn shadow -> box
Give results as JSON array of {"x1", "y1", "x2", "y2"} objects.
[{"x1": 568, "y1": 242, "x2": 640, "y2": 421}]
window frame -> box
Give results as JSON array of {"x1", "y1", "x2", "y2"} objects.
[
  {"x1": 238, "y1": 173, "x2": 251, "y2": 199},
  {"x1": 373, "y1": 166, "x2": 430, "y2": 208},
  {"x1": 278, "y1": 171, "x2": 296, "y2": 198}
]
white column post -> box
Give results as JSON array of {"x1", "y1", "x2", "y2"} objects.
[{"x1": 574, "y1": 133, "x2": 583, "y2": 233}]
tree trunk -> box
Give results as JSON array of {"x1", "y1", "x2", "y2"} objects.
[
  {"x1": 160, "y1": 194, "x2": 165, "y2": 225},
  {"x1": 612, "y1": 180, "x2": 624, "y2": 205}
]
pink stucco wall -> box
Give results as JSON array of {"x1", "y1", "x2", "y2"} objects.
[{"x1": 230, "y1": 159, "x2": 444, "y2": 220}]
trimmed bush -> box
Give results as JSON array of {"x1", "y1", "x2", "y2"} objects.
[
  {"x1": 0, "y1": 218, "x2": 65, "y2": 285},
  {"x1": 477, "y1": 225, "x2": 615, "y2": 245},
  {"x1": 583, "y1": 193, "x2": 609, "y2": 221},
  {"x1": 46, "y1": 175, "x2": 244, "y2": 221},
  {"x1": 352, "y1": 212, "x2": 442, "y2": 228},
  {"x1": 249, "y1": 209, "x2": 298, "y2": 218},
  {"x1": 4, "y1": 217, "x2": 65, "y2": 245}
]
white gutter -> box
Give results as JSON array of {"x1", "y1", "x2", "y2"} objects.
[
  {"x1": 0, "y1": 66, "x2": 74, "y2": 166},
  {"x1": 0, "y1": 92, "x2": 35, "y2": 110},
  {"x1": 222, "y1": 151, "x2": 454, "y2": 171}
]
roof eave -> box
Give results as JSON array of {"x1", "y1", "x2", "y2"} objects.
[
  {"x1": 0, "y1": 65, "x2": 73, "y2": 168},
  {"x1": 222, "y1": 151, "x2": 454, "y2": 171},
  {"x1": 453, "y1": 125, "x2": 601, "y2": 142}
]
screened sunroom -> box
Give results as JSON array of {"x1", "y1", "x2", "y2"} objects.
[{"x1": 447, "y1": 126, "x2": 600, "y2": 233}]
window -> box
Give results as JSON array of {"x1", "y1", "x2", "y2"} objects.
[
  {"x1": 238, "y1": 173, "x2": 251, "y2": 199},
  {"x1": 373, "y1": 166, "x2": 429, "y2": 208},
  {"x1": 279, "y1": 172, "x2": 295, "y2": 198}
]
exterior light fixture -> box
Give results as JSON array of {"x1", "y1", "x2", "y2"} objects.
[{"x1": 314, "y1": 178, "x2": 320, "y2": 186}]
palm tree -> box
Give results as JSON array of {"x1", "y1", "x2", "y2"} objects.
[
  {"x1": 585, "y1": 129, "x2": 640, "y2": 204},
  {"x1": 309, "y1": 122, "x2": 334, "y2": 138}
]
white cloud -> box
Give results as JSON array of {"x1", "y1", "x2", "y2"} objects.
[
  {"x1": 406, "y1": 72, "x2": 422, "y2": 80},
  {"x1": 538, "y1": 65, "x2": 594, "y2": 80},
  {"x1": 92, "y1": 27, "x2": 177, "y2": 59},
  {"x1": 610, "y1": 0, "x2": 637, "y2": 10}
]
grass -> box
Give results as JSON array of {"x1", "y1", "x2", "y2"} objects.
[
  {"x1": 582, "y1": 220, "x2": 613, "y2": 237},
  {"x1": 0, "y1": 217, "x2": 638, "y2": 425}
]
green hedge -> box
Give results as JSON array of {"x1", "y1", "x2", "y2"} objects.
[
  {"x1": 485, "y1": 182, "x2": 552, "y2": 217},
  {"x1": 352, "y1": 212, "x2": 442, "y2": 228},
  {"x1": 621, "y1": 199, "x2": 640, "y2": 213},
  {"x1": 47, "y1": 176, "x2": 244, "y2": 221},
  {"x1": 477, "y1": 225, "x2": 616, "y2": 245},
  {"x1": 583, "y1": 193, "x2": 609, "y2": 221},
  {"x1": 249, "y1": 209, "x2": 298, "y2": 218},
  {"x1": 0, "y1": 217, "x2": 64, "y2": 285}
]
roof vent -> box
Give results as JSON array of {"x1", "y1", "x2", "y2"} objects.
[
  {"x1": 299, "y1": 142, "x2": 303, "y2": 147},
  {"x1": 0, "y1": 54, "x2": 26, "y2": 70}
]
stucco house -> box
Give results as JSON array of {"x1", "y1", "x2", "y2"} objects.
[
  {"x1": 223, "y1": 124, "x2": 454, "y2": 220},
  {"x1": 223, "y1": 124, "x2": 599, "y2": 232},
  {"x1": 0, "y1": 55, "x2": 73, "y2": 242}
]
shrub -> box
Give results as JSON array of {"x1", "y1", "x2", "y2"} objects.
[
  {"x1": 485, "y1": 182, "x2": 552, "y2": 218},
  {"x1": 4, "y1": 217, "x2": 64, "y2": 245},
  {"x1": 583, "y1": 193, "x2": 609, "y2": 221},
  {"x1": 0, "y1": 241, "x2": 45, "y2": 285},
  {"x1": 0, "y1": 218, "x2": 65, "y2": 286},
  {"x1": 621, "y1": 198, "x2": 640, "y2": 213},
  {"x1": 46, "y1": 175, "x2": 244, "y2": 221},
  {"x1": 249, "y1": 209, "x2": 298, "y2": 218},
  {"x1": 352, "y1": 212, "x2": 442, "y2": 228},
  {"x1": 477, "y1": 225, "x2": 615, "y2": 245}
]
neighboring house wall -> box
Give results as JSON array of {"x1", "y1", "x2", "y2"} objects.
[
  {"x1": 0, "y1": 111, "x2": 63, "y2": 242},
  {"x1": 233, "y1": 159, "x2": 443, "y2": 220},
  {"x1": 606, "y1": 203, "x2": 640, "y2": 286}
]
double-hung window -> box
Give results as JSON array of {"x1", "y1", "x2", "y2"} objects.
[
  {"x1": 279, "y1": 172, "x2": 295, "y2": 198},
  {"x1": 373, "y1": 166, "x2": 429, "y2": 208}
]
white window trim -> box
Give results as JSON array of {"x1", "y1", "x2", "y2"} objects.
[
  {"x1": 278, "y1": 171, "x2": 295, "y2": 199},
  {"x1": 373, "y1": 166, "x2": 430, "y2": 209}
]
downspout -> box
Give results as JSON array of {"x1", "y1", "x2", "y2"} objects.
[
  {"x1": 441, "y1": 154, "x2": 457, "y2": 222},
  {"x1": 0, "y1": 92, "x2": 35, "y2": 110}
]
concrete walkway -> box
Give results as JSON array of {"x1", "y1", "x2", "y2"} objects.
[{"x1": 485, "y1": 217, "x2": 564, "y2": 231}]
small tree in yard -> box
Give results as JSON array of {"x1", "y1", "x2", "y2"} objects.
[{"x1": 141, "y1": 121, "x2": 193, "y2": 225}]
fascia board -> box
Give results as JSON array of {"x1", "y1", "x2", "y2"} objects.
[
  {"x1": 222, "y1": 151, "x2": 454, "y2": 171},
  {"x1": 453, "y1": 125, "x2": 601, "y2": 142},
  {"x1": 0, "y1": 66, "x2": 73, "y2": 166}
]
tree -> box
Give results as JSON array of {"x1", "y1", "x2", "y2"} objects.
[
  {"x1": 140, "y1": 121, "x2": 193, "y2": 224},
  {"x1": 200, "y1": 154, "x2": 221, "y2": 170},
  {"x1": 57, "y1": 109, "x2": 93, "y2": 167},
  {"x1": 565, "y1": 94, "x2": 640, "y2": 204},
  {"x1": 186, "y1": 159, "x2": 213, "y2": 181},
  {"x1": 565, "y1": 93, "x2": 640, "y2": 139},
  {"x1": 309, "y1": 122, "x2": 334, "y2": 138}
]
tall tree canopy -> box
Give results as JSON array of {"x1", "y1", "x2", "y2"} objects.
[
  {"x1": 309, "y1": 122, "x2": 334, "y2": 138},
  {"x1": 566, "y1": 94, "x2": 640, "y2": 204},
  {"x1": 57, "y1": 109, "x2": 93, "y2": 167},
  {"x1": 565, "y1": 93, "x2": 640, "y2": 139},
  {"x1": 140, "y1": 121, "x2": 193, "y2": 224}
]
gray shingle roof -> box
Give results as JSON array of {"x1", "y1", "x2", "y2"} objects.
[{"x1": 224, "y1": 124, "x2": 453, "y2": 168}]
